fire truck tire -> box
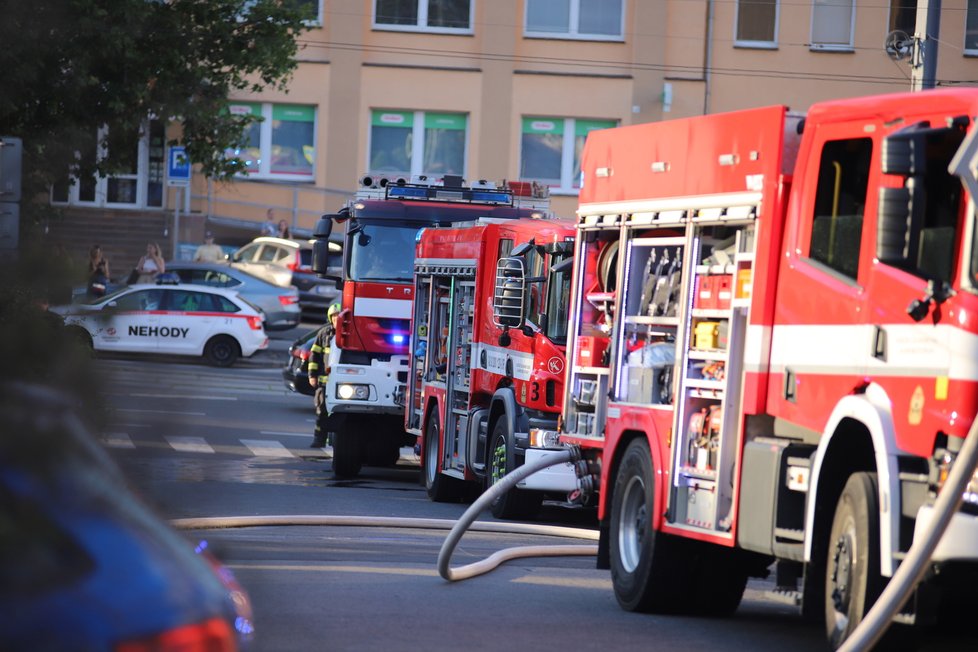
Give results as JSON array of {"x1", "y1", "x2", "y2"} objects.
[
  {"x1": 824, "y1": 472, "x2": 888, "y2": 649},
  {"x1": 424, "y1": 415, "x2": 461, "y2": 502},
  {"x1": 487, "y1": 420, "x2": 542, "y2": 520},
  {"x1": 610, "y1": 438, "x2": 688, "y2": 613},
  {"x1": 332, "y1": 428, "x2": 362, "y2": 478}
]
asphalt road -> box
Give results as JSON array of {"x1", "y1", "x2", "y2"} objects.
[{"x1": 88, "y1": 328, "x2": 973, "y2": 652}]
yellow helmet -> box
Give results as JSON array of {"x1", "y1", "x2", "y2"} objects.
[{"x1": 327, "y1": 302, "x2": 341, "y2": 319}]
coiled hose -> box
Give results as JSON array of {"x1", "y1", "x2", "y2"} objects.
[
  {"x1": 171, "y1": 449, "x2": 598, "y2": 582},
  {"x1": 437, "y1": 448, "x2": 597, "y2": 581}
]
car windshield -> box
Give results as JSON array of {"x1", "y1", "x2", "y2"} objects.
[{"x1": 348, "y1": 222, "x2": 419, "y2": 282}]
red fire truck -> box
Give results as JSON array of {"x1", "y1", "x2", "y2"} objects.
[
  {"x1": 542, "y1": 89, "x2": 978, "y2": 646},
  {"x1": 312, "y1": 176, "x2": 550, "y2": 477},
  {"x1": 407, "y1": 217, "x2": 577, "y2": 518}
]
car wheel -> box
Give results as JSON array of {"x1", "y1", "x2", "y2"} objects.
[{"x1": 204, "y1": 335, "x2": 240, "y2": 367}]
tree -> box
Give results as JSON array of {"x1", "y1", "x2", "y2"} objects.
[{"x1": 0, "y1": 0, "x2": 310, "y2": 225}]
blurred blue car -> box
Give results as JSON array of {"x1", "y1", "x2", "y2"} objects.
[{"x1": 0, "y1": 384, "x2": 253, "y2": 651}]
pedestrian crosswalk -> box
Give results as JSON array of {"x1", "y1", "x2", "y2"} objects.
[
  {"x1": 98, "y1": 430, "x2": 420, "y2": 463},
  {"x1": 94, "y1": 357, "x2": 421, "y2": 463}
]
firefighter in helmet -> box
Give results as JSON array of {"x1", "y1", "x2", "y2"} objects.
[{"x1": 308, "y1": 302, "x2": 341, "y2": 448}]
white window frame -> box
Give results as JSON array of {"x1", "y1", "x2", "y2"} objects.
[
  {"x1": 519, "y1": 117, "x2": 615, "y2": 196},
  {"x1": 298, "y1": 0, "x2": 322, "y2": 26},
  {"x1": 367, "y1": 109, "x2": 469, "y2": 181},
  {"x1": 51, "y1": 123, "x2": 156, "y2": 209},
  {"x1": 228, "y1": 102, "x2": 318, "y2": 182},
  {"x1": 733, "y1": 0, "x2": 779, "y2": 49},
  {"x1": 966, "y1": 0, "x2": 978, "y2": 55},
  {"x1": 372, "y1": 0, "x2": 474, "y2": 35},
  {"x1": 524, "y1": 0, "x2": 625, "y2": 42},
  {"x1": 810, "y1": 0, "x2": 855, "y2": 52}
]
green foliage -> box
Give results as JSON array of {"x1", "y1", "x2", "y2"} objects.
[
  {"x1": 0, "y1": 246, "x2": 108, "y2": 429},
  {"x1": 0, "y1": 0, "x2": 308, "y2": 217}
]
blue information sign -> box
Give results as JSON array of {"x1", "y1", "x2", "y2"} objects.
[{"x1": 167, "y1": 146, "x2": 191, "y2": 186}]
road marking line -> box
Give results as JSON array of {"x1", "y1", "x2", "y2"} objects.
[
  {"x1": 511, "y1": 575, "x2": 611, "y2": 590},
  {"x1": 130, "y1": 393, "x2": 237, "y2": 401},
  {"x1": 102, "y1": 433, "x2": 135, "y2": 448},
  {"x1": 260, "y1": 430, "x2": 311, "y2": 438},
  {"x1": 117, "y1": 408, "x2": 207, "y2": 416},
  {"x1": 228, "y1": 563, "x2": 437, "y2": 577},
  {"x1": 241, "y1": 439, "x2": 293, "y2": 457},
  {"x1": 165, "y1": 436, "x2": 214, "y2": 454}
]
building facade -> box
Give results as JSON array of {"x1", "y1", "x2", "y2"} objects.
[{"x1": 52, "y1": 1, "x2": 978, "y2": 256}]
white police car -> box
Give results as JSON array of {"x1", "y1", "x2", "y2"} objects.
[{"x1": 54, "y1": 282, "x2": 269, "y2": 366}]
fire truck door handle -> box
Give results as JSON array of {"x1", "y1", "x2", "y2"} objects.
[
  {"x1": 783, "y1": 369, "x2": 797, "y2": 403},
  {"x1": 872, "y1": 325, "x2": 887, "y2": 361}
]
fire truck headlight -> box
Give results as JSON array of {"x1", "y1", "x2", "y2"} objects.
[
  {"x1": 529, "y1": 428, "x2": 561, "y2": 448},
  {"x1": 337, "y1": 383, "x2": 369, "y2": 400}
]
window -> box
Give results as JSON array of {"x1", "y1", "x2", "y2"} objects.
[
  {"x1": 811, "y1": 0, "x2": 854, "y2": 50},
  {"x1": 809, "y1": 138, "x2": 872, "y2": 279},
  {"x1": 368, "y1": 110, "x2": 467, "y2": 180},
  {"x1": 967, "y1": 0, "x2": 978, "y2": 53},
  {"x1": 525, "y1": 0, "x2": 624, "y2": 40},
  {"x1": 115, "y1": 290, "x2": 164, "y2": 312},
  {"x1": 520, "y1": 117, "x2": 616, "y2": 194},
  {"x1": 735, "y1": 0, "x2": 778, "y2": 46},
  {"x1": 349, "y1": 222, "x2": 420, "y2": 282},
  {"x1": 292, "y1": 0, "x2": 321, "y2": 24},
  {"x1": 225, "y1": 102, "x2": 316, "y2": 180},
  {"x1": 889, "y1": 0, "x2": 916, "y2": 35},
  {"x1": 51, "y1": 120, "x2": 165, "y2": 209},
  {"x1": 374, "y1": 0, "x2": 472, "y2": 32}
]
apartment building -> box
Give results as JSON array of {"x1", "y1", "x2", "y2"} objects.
[{"x1": 51, "y1": 1, "x2": 978, "y2": 258}]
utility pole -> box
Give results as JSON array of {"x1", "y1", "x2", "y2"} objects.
[{"x1": 911, "y1": 0, "x2": 942, "y2": 91}]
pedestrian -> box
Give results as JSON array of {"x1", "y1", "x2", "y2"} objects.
[
  {"x1": 277, "y1": 218, "x2": 292, "y2": 239},
  {"x1": 134, "y1": 242, "x2": 166, "y2": 284},
  {"x1": 87, "y1": 244, "x2": 111, "y2": 297},
  {"x1": 261, "y1": 209, "x2": 277, "y2": 236},
  {"x1": 307, "y1": 302, "x2": 341, "y2": 448},
  {"x1": 193, "y1": 231, "x2": 224, "y2": 263}
]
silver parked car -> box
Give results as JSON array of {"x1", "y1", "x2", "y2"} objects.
[
  {"x1": 228, "y1": 236, "x2": 341, "y2": 320},
  {"x1": 165, "y1": 261, "x2": 301, "y2": 331}
]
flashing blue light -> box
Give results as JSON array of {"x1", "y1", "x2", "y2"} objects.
[
  {"x1": 390, "y1": 334, "x2": 406, "y2": 345},
  {"x1": 472, "y1": 191, "x2": 511, "y2": 203},
  {"x1": 388, "y1": 186, "x2": 429, "y2": 199}
]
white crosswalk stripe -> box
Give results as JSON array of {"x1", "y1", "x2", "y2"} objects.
[
  {"x1": 165, "y1": 436, "x2": 215, "y2": 454},
  {"x1": 102, "y1": 432, "x2": 135, "y2": 448},
  {"x1": 241, "y1": 439, "x2": 292, "y2": 457}
]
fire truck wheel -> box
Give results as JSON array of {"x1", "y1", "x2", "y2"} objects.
[
  {"x1": 610, "y1": 438, "x2": 687, "y2": 613},
  {"x1": 424, "y1": 415, "x2": 461, "y2": 502},
  {"x1": 824, "y1": 472, "x2": 887, "y2": 649},
  {"x1": 487, "y1": 420, "x2": 542, "y2": 520},
  {"x1": 332, "y1": 428, "x2": 362, "y2": 478}
]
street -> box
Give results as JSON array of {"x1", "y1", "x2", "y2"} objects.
[{"x1": 86, "y1": 325, "x2": 963, "y2": 652}]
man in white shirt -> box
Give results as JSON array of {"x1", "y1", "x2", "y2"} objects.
[{"x1": 193, "y1": 232, "x2": 224, "y2": 263}]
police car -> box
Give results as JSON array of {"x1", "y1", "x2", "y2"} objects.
[{"x1": 54, "y1": 282, "x2": 269, "y2": 366}]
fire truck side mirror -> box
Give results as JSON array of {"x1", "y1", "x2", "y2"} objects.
[
  {"x1": 311, "y1": 214, "x2": 338, "y2": 277},
  {"x1": 493, "y1": 257, "x2": 526, "y2": 330}
]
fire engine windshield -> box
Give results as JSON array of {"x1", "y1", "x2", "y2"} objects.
[{"x1": 348, "y1": 222, "x2": 419, "y2": 282}]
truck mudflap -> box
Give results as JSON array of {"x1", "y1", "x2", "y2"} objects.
[
  {"x1": 517, "y1": 448, "x2": 579, "y2": 492},
  {"x1": 913, "y1": 505, "x2": 978, "y2": 562}
]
